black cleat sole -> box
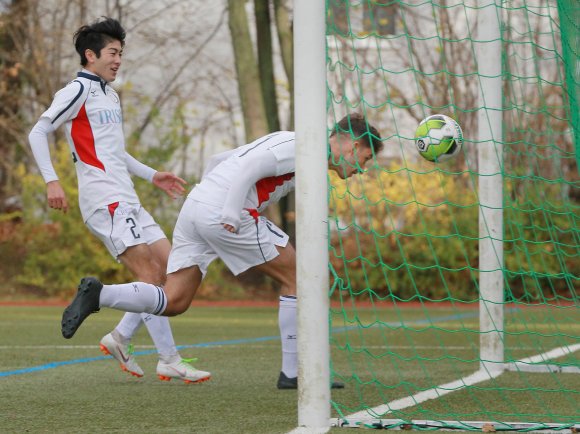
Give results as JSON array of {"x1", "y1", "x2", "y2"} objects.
[{"x1": 61, "y1": 277, "x2": 103, "y2": 339}]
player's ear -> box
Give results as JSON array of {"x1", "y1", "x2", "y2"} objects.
[{"x1": 85, "y1": 49, "x2": 97, "y2": 64}]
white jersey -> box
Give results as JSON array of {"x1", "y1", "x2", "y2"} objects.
[
  {"x1": 189, "y1": 131, "x2": 296, "y2": 231},
  {"x1": 37, "y1": 70, "x2": 141, "y2": 221}
]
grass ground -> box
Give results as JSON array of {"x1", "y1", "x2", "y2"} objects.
[
  {"x1": 1, "y1": 305, "x2": 298, "y2": 433},
  {"x1": 1, "y1": 304, "x2": 578, "y2": 433}
]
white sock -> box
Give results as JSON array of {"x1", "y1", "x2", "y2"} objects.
[
  {"x1": 279, "y1": 295, "x2": 297, "y2": 378},
  {"x1": 111, "y1": 329, "x2": 130, "y2": 345},
  {"x1": 99, "y1": 282, "x2": 167, "y2": 315},
  {"x1": 141, "y1": 314, "x2": 180, "y2": 361},
  {"x1": 113, "y1": 312, "x2": 144, "y2": 342}
]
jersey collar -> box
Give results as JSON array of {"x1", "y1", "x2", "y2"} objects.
[{"x1": 77, "y1": 70, "x2": 108, "y2": 94}]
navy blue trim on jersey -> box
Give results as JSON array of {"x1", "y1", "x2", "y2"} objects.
[
  {"x1": 238, "y1": 132, "x2": 282, "y2": 157},
  {"x1": 77, "y1": 71, "x2": 107, "y2": 93},
  {"x1": 77, "y1": 71, "x2": 101, "y2": 81},
  {"x1": 51, "y1": 80, "x2": 84, "y2": 125},
  {"x1": 267, "y1": 138, "x2": 294, "y2": 150}
]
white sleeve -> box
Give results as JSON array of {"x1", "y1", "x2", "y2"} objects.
[
  {"x1": 42, "y1": 80, "x2": 85, "y2": 129},
  {"x1": 125, "y1": 152, "x2": 156, "y2": 182},
  {"x1": 28, "y1": 118, "x2": 58, "y2": 183},
  {"x1": 220, "y1": 151, "x2": 278, "y2": 230}
]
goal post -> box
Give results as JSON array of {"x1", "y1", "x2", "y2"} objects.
[
  {"x1": 294, "y1": 0, "x2": 330, "y2": 430},
  {"x1": 294, "y1": 0, "x2": 578, "y2": 432},
  {"x1": 475, "y1": 0, "x2": 504, "y2": 375}
]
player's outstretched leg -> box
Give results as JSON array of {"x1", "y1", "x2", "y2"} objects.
[{"x1": 61, "y1": 277, "x2": 103, "y2": 339}]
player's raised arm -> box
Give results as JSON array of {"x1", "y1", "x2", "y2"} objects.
[
  {"x1": 152, "y1": 172, "x2": 187, "y2": 199},
  {"x1": 125, "y1": 152, "x2": 156, "y2": 182},
  {"x1": 125, "y1": 152, "x2": 186, "y2": 199}
]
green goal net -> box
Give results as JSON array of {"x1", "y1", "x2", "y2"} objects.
[{"x1": 326, "y1": 0, "x2": 579, "y2": 431}]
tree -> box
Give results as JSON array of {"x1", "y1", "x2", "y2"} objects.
[
  {"x1": 227, "y1": 0, "x2": 295, "y2": 236},
  {"x1": 228, "y1": 0, "x2": 268, "y2": 141},
  {"x1": 0, "y1": 0, "x2": 29, "y2": 214}
]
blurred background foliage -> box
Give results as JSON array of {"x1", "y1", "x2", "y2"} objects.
[{"x1": 0, "y1": 0, "x2": 576, "y2": 301}]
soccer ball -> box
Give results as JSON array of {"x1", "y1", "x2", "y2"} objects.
[{"x1": 414, "y1": 114, "x2": 463, "y2": 162}]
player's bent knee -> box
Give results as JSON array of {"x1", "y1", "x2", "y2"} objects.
[
  {"x1": 162, "y1": 306, "x2": 183, "y2": 317},
  {"x1": 162, "y1": 266, "x2": 201, "y2": 316},
  {"x1": 136, "y1": 266, "x2": 166, "y2": 286},
  {"x1": 163, "y1": 292, "x2": 193, "y2": 316}
]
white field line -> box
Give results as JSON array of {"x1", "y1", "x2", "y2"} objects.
[
  {"x1": 344, "y1": 368, "x2": 504, "y2": 421},
  {"x1": 505, "y1": 343, "x2": 580, "y2": 373},
  {"x1": 511, "y1": 343, "x2": 580, "y2": 364},
  {"x1": 343, "y1": 343, "x2": 579, "y2": 422}
]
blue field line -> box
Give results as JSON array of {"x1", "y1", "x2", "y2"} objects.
[
  {"x1": 0, "y1": 335, "x2": 282, "y2": 378},
  {"x1": 0, "y1": 308, "x2": 513, "y2": 378},
  {"x1": 0, "y1": 356, "x2": 108, "y2": 377}
]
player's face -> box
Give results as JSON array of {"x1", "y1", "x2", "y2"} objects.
[
  {"x1": 335, "y1": 141, "x2": 374, "y2": 179},
  {"x1": 86, "y1": 40, "x2": 123, "y2": 83}
]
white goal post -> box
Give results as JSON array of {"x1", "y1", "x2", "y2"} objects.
[
  {"x1": 476, "y1": 0, "x2": 505, "y2": 375},
  {"x1": 294, "y1": 0, "x2": 330, "y2": 431}
]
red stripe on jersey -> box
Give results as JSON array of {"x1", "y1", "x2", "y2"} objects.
[
  {"x1": 71, "y1": 103, "x2": 105, "y2": 171},
  {"x1": 108, "y1": 202, "x2": 119, "y2": 217},
  {"x1": 246, "y1": 208, "x2": 260, "y2": 222},
  {"x1": 255, "y1": 173, "x2": 295, "y2": 207}
]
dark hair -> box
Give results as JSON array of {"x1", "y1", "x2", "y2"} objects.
[
  {"x1": 73, "y1": 17, "x2": 126, "y2": 66},
  {"x1": 330, "y1": 113, "x2": 383, "y2": 154}
]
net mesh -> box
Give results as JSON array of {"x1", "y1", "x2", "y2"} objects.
[{"x1": 326, "y1": 0, "x2": 579, "y2": 429}]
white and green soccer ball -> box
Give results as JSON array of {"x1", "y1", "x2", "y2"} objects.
[{"x1": 414, "y1": 114, "x2": 464, "y2": 162}]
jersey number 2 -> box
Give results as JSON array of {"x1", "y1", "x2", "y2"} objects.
[{"x1": 126, "y1": 218, "x2": 141, "y2": 239}]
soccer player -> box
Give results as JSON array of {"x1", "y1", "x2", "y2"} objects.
[
  {"x1": 61, "y1": 113, "x2": 382, "y2": 389},
  {"x1": 29, "y1": 17, "x2": 210, "y2": 384}
]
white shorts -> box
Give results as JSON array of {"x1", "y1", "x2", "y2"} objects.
[
  {"x1": 86, "y1": 201, "x2": 167, "y2": 259},
  {"x1": 167, "y1": 198, "x2": 289, "y2": 276}
]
